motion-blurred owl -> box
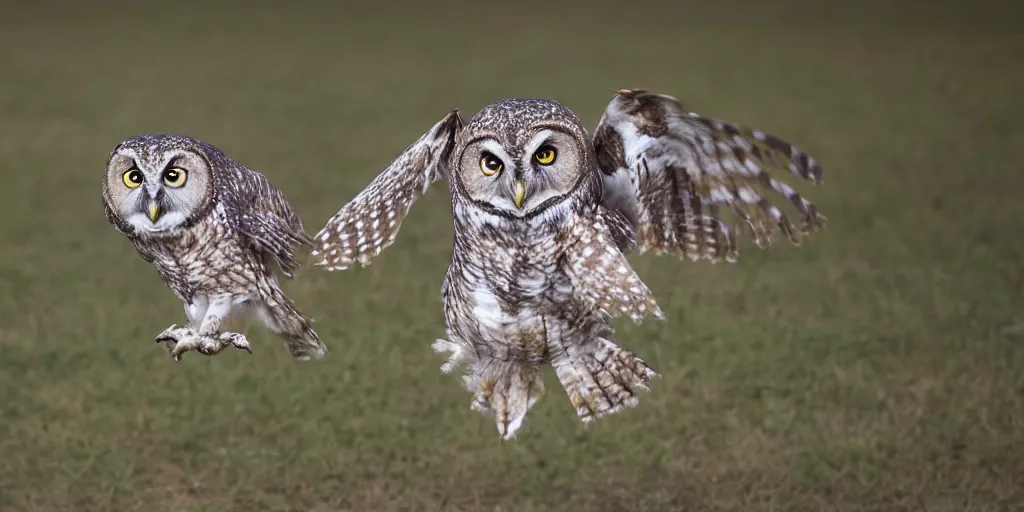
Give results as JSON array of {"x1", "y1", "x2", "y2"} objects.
[
  {"x1": 312, "y1": 90, "x2": 826, "y2": 438},
  {"x1": 102, "y1": 134, "x2": 327, "y2": 361}
]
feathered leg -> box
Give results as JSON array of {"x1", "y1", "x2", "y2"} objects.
[
  {"x1": 155, "y1": 295, "x2": 252, "y2": 361},
  {"x1": 433, "y1": 337, "x2": 545, "y2": 440}
]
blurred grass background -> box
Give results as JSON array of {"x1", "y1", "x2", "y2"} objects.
[{"x1": 1, "y1": 0, "x2": 1022, "y2": 510}]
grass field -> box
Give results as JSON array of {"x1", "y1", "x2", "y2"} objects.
[{"x1": 1, "y1": 1, "x2": 1022, "y2": 510}]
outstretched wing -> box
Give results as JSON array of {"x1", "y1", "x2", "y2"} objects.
[
  {"x1": 593, "y1": 89, "x2": 826, "y2": 263},
  {"x1": 561, "y1": 208, "x2": 664, "y2": 323},
  {"x1": 311, "y1": 110, "x2": 464, "y2": 270},
  {"x1": 222, "y1": 168, "x2": 311, "y2": 278}
]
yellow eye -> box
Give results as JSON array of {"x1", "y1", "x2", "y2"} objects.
[
  {"x1": 122, "y1": 169, "x2": 144, "y2": 188},
  {"x1": 480, "y1": 153, "x2": 503, "y2": 176},
  {"x1": 163, "y1": 167, "x2": 188, "y2": 188},
  {"x1": 534, "y1": 146, "x2": 557, "y2": 165}
]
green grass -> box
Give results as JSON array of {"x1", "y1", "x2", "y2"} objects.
[{"x1": 1, "y1": 1, "x2": 1022, "y2": 510}]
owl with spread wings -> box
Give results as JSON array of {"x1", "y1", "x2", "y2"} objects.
[{"x1": 312, "y1": 90, "x2": 826, "y2": 438}]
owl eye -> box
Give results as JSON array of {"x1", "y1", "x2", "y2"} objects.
[
  {"x1": 122, "y1": 168, "x2": 144, "y2": 189},
  {"x1": 162, "y1": 167, "x2": 188, "y2": 188},
  {"x1": 480, "y1": 153, "x2": 503, "y2": 176},
  {"x1": 534, "y1": 146, "x2": 557, "y2": 165}
]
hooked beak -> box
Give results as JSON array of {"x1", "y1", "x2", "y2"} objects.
[
  {"x1": 513, "y1": 180, "x2": 526, "y2": 209},
  {"x1": 147, "y1": 200, "x2": 161, "y2": 223}
]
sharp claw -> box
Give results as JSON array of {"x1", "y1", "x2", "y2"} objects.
[{"x1": 232, "y1": 339, "x2": 253, "y2": 354}]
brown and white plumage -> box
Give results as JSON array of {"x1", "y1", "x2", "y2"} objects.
[
  {"x1": 312, "y1": 90, "x2": 826, "y2": 438},
  {"x1": 562, "y1": 211, "x2": 661, "y2": 323},
  {"x1": 102, "y1": 134, "x2": 326, "y2": 361},
  {"x1": 314, "y1": 112, "x2": 463, "y2": 270},
  {"x1": 594, "y1": 89, "x2": 826, "y2": 262}
]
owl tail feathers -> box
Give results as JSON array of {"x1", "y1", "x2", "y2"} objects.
[
  {"x1": 552, "y1": 337, "x2": 656, "y2": 423},
  {"x1": 283, "y1": 324, "x2": 327, "y2": 361},
  {"x1": 433, "y1": 339, "x2": 544, "y2": 440},
  {"x1": 257, "y1": 297, "x2": 327, "y2": 361}
]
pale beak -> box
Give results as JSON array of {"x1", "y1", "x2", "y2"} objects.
[
  {"x1": 513, "y1": 180, "x2": 526, "y2": 209},
  {"x1": 147, "y1": 200, "x2": 161, "y2": 223}
]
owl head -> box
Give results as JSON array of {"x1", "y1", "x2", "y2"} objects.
[
  {"x1": 450, "y1": 98, "x2": 599, "y2": 218},
  {"x1": 102, "y1": 134, "x2": 217, "y2": 238}
]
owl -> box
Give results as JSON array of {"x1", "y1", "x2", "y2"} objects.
[
  {"x1": 102, "y1": 134, "x2": 327, "y2": 361},
  {"x1": 312, "y1": 90, "x2": 826, "y2": 438}
]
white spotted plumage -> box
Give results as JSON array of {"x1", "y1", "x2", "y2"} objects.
[{"x1": 313, "y1": 90, "x2": 827, "y2": 439}]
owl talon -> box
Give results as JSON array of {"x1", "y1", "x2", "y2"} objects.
[
  {"x1": 155, "y1": 324, "x2": 192, "y2": 343},
  {"x1": 218, "y1": 332, "x2": 252, "y2": 354},
  {"x1": 163, "y1": 331, "x2": 251, "y2": 360},
  {"x1": 167, "y1": 333, "x2": 202, "y2": 361}
]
